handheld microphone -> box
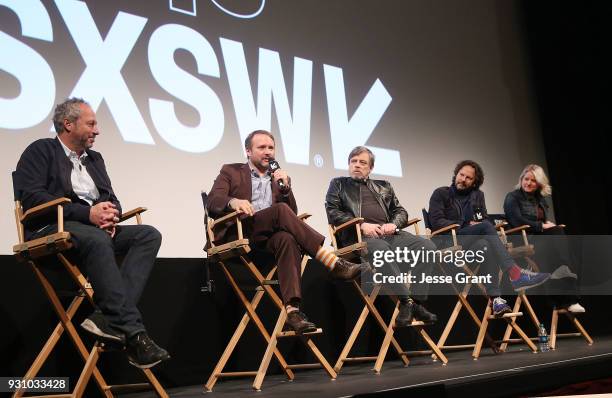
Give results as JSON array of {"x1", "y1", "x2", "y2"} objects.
[
  {"x1": 268, "y1": 159, "x2": 286, "y2": 190},
  {"x1": 473, "y1": 207, "x2": 484, "y2": 221}
]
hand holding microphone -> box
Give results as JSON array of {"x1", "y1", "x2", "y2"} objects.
[{"x1": 268, "y1": 159, "x2": 290, "y2": 192}]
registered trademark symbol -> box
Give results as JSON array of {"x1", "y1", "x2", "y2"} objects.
[{"x1": 314, "y1": 154, "x2": 324, "y2": 168}]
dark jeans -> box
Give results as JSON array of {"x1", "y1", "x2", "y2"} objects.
[
  {"x1": 364, "y1": 231, "x2": 436, "y2": 301},
  {"x1": 33, "y1": 221, "x2": 162, "y2": 337},
  {"x1": 456, "y1": 222, "x2": 515, "y2": 297},
  {"x1": 523, "y1": 226, "x2": 579, "y2": 306}
]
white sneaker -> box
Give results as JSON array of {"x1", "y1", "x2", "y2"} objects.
[{"x1": 566, "y1": 303, "x2": 586, "y2": 313}]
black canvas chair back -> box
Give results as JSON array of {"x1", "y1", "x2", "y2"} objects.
[
  {"x1": 12, "y1": 171, "x2": 21, "y2": 201},
  {"x1": 421, "y1": 208, "x2": 432, "y2": 230}
]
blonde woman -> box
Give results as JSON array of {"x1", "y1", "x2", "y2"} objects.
[{"x1": 503, "y1": 164, "x2": 585, "y2": 313}]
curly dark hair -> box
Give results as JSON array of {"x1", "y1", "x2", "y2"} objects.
[{"x1": 453, "y1": 160, "x2": 484, "y2": 189}]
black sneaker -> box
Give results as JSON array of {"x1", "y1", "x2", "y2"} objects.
[
  {"x1": 412, "y1": 303, "x2": 438, "y2": 323},
  {"x1": 81, "y1": 312, "x2": 126, "y2": 345},
  {"x1": 395, "y1": 301, "x2": 414, "y2": 327},
  {"x1": 126, "y1": 332, "x2": 171, "y2": 369}
]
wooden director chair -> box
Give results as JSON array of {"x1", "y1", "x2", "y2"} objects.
[
  {"x1": 421, "y1": 209, "x2": 537, "y2": 359},
  {"x1": 201, "y1": 193, "x2": 336, "y2": 391},
  {"x1": 329, "y1": 217, "x2": 447, "y2": 375},
  {"x1": 489, "y1": 215, "x2": 593, "y2": 351},
  {"x1": 421, "y1": 209, "x2": 499, "y2": 358},
  {"x1": 11, "y1": 173, "x2": 168, "y2": 398}
]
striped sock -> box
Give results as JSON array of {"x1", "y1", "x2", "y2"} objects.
[
  {"x1": 315, "y1": 246, "x2": 339, "y2": 270},
  {"x1": 285, "y1": 304, "x2": 299, "y2": 314}
]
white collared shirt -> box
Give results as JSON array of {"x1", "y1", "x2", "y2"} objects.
[{"x1": 58, "y1": 138, "x2": 100, "y2": 205}]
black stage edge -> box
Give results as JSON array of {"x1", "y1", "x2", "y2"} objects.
[{"x1": 123, "y1": 336, "x2": 612, "y2": 398}]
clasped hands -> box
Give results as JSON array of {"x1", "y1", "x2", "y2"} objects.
[
  {"x1": 89, "y1": 201, "x2": 120, "y2": 237},
  {"x1": 361, "y1": 222, "x2": 397, "y2": 237}
]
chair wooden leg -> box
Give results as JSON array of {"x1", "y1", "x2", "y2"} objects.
[
  {"x1": 418, "y1": 327, "x2": 448, "y2": 364},
  {"x1": 500, "y1": 295, "x2": 523, "y2": 352},
  {"x1": 472, "y1": 302, "x2": 492, "y2": 360},
  {"x1": 435, "y1": 296, "x2": 464, "y2": 352},
  {"x1": 13, "y1": 294, "x2": 85, "y2": 398},
  {"x1": 335, "y1": 283, "x2": 410, "y2": 373},
  {"x1": 218, "y1": 262, "x2": 293, "y2": 383},
  {"x1": 550, "y1": 308, "x2": 559, "y2": 350},
  {"x1": 244, "y1": 256, "x2": 336, "y2": 385},
  {"x1": 303, "y1": 337, "x2": 337, "y2": 380},
  {"x1": 570, "y1": 315, "x2": 594, "y2": 345},
  {"x1": 72, "y1": 344, "x2": 102, "y2": 397},
  {"x1": 253, "y1": 308, "x2": 287, "y2": 391},
  {"x1": 506, "y1": 319, "x2": 538, "y2": 353},
  {"x1": 434, "y1": 290, "x2": 496, "y2": 357},
  {"x1": 373, "y1": 301, "x2": 402, "y2": 374},
  {"x1": 141, "y1": 368, "x2": 170, "y2": 398},
  {"x1": 25, "y1": 263, "x2": 112, "y2": 398},
  {"x1": 357, "y1": 285, "x2": 409, "y2": 366},
  {"x1": 549, "y1": 309, "x2": 594, "y2": 350},
  {"x1": 334, "y1": 298, "x2": 371, "y2": 372},
  {"x1": 520, "y1": 294, "x2": 541, "y2": 329},
  {"x1": 205, "y1": 267, "x2": 282, "y2": 391}
]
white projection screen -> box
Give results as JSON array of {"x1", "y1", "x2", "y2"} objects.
[{"x1": 0, "y1": 0, "x2": 547, "y2": 257}]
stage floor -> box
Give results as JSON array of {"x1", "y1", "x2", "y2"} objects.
[{"x1": 127, "y1": 335, "x2": 612, "y2": 398}]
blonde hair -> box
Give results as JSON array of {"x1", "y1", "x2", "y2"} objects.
[{"x1": 516, "y1": 164, "x2": 552, "y2": 196}]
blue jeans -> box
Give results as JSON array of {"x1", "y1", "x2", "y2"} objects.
[{"x1": 456, "y1": 222, "x2": 514, "y2": 296}]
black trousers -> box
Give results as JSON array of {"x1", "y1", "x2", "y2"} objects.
[
  {"x1": 527, "y1": 226, "x2": 579, "y2": 306},
  {"x1": 34, "y1": 221, "x2": 162, "y2": 337}
]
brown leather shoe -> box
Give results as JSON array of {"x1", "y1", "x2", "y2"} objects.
[
  {"x1": 286, "y1": 311, "x2": 317, "y2": 334},
  {"x1": 329, "y1": 258, "x2": 371, "y2": 280}
]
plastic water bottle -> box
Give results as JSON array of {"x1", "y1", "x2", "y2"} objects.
[{"x1": 538, "y1": 323, "x2": 550, "y2": 352}]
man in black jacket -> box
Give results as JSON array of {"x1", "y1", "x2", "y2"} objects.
[
  {"x1": 326, "y1": 146, "x2": 437, "y2": 326},
  {"x1": 14, "y1": 98, "x2": 169, "y2": 369},
  {"x1": 428, "y1": 160, "x2": 551, "y2": 315}
]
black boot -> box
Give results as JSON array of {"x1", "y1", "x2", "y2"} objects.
[
  {"x1": 126, "y1": 332, "x2": 171, "y2": 369},
  {"x1": 395, "y1": 299, "x2": 414, "y2": 327}
]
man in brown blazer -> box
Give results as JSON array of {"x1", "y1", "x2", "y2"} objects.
[{"x1": 207, "y1": 130, "x2": 370, "y2": 333}]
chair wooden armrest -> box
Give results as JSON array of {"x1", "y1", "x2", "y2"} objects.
[
  {"x1": 557, "y1": 224, "x2": 566, "y2": 228},
  {"x1": 334, "y1": 217, "x2": 365, "y2": 233},
  {"x1": 298, "y1": 213, "x2": 311, "y2": 221},
  {"x1": 504, "y1": 225, "x2": 531, "y2": 235},
  {"x1": 431, "y1": 223, "x2": 460, "y2": 237},
  {"x1": 407, "y1": 218, "x2": 421, "y2": 227},
  {"x1": 119, "y1": 207, "x2": 147, "y2": 223},
  {"x1": 210, "y1": 211, "x2": 243, "y2": 229},
  {"x1": 21, "y1": 198, "x2": 71, "y2": 222},
  {"x1": 494, "y1": 221, "x2": 508, "y2": 230}
]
